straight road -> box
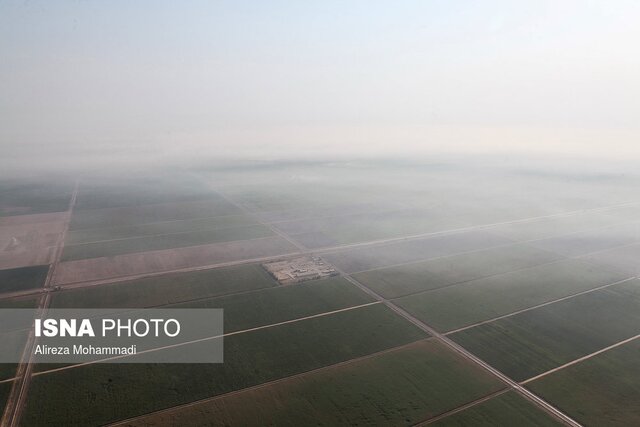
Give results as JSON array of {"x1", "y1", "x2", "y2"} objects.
[
  {"x1": 0, "y1": 199, "x2": 631, "y2": 295},
  {"x1": 106, "y1": 339, "x2": 435, "y2": 427},
  {"x1": 1, "y1": 182, "x2": 78, "y2": 427},
  {"x1": 223, "y1": 190, "x2": 583, "y2": 427},
  {"x1": 340, "y1": 272, "x2": 583, "y2": 427},
  {"x1": 2, "y1": 193, "x2": 634, "y2": 425}
]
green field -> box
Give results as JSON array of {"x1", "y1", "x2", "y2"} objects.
[
  {"x1": 72, "y1": 179, "x2": 220, "y2": 211},
  {"x1": 430, "y1": 391, "x2": 562, "y2": 426},
  {"x1": 528, "y1": 338, "x2": 640, "y2": 426},
  {"x1": 528, "y1": 221, "x2": 639, "y2": 258},
  {"x1": 172, "y1": 276, "x2": 375, "y2": 332},
  {"x1": 24, "y1": 304, "x2": 427, "y2": 426},
  {"x1": 0, "y1": 296, "x2": 39, "y2": 309},
  {"x1": 61, "y1": 223, "x2": 274, "y2": 261},
  {"x1": 324, "y1": 230, "x2": 511, "y2": 274},
  {"x1": 66, "y1": 213, "x2": 259, "y2": 245},
  {"x1": 282, "y1": 209, "x2": 467, "y2": 249},
  {"x1": 0, "y1": 381, "x2": 12, "y2": 413},
  {"x1": 451, "y1": 279, "x2": 640, "y2": 381},
  {"x1": 394, "y1": 259, "x2": 627, "y2": 332},
  {"x1": 70, "y1": 197, "x2": 241, "y2": 230},
  {"x1": 0, "y1": 265, "x2": 49, "y2": 293},
  {"x1": 51, "y1": 263, "x2": 277, "y2": 308},
  {"x1": 0, "y1": 181, "x2": 72, "y2": 216},
  {"x1": 353, "y1": 244, "x2": 561, "y2": 299},
  {"x1": 221, "y1": 184, "x2": 364, "y2": 213},
  {"x1": 128, "y1": 340, "x2": 505, "y2": 426},
  {"x1": 0, "y1": 329, "x2": 29, "y2": 381},
  {"x1": 0, "y1": 365, "x2": 17, "y2": 382},
  {"x1": 488, "y1": 212, "x2": 619, "y2": 242},
  {"x1": 5, "y1": 163, "x2": 640, "y2": 426}
]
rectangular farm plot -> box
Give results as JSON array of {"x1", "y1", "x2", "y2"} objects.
[
  {"x1": 66, "y1": 213, "x2": 259, "y2": 245},
  {"x1": 324, "y1": 230, "x2": 512, "y2": 274},
  {"x1": 0, "y1": 299, "x2": 37, "y2": 384},
  {"x1": 73, "y1": 190, "x2": 217, "y2": 211},
  {"x1": 219, "y1": 183, "x2": 370, "y2": 214},
  {"x1": 125, "y1": 340, "x2": 506, "y2": 427},
  {"x1": 394, "y1": 258, "x2": 629, "y2": 332},
  {"x1": 353, "y1": 244, "x2": 562, "y2": 299},
  {"x1": 450, "y1": 279, "x2": 640, "y2": 381},
  {"x1": 0, "y1": 181, "x2": 72, "y2": 216},
  {"x1": 601, "y1": 204, "x2": 640, "y2": 222},
  {"x1": 0, "y1": 296, "x2": 39, "y2": 309},
  {"x1": 69, "y1": 198, "x2": 241, "y2": 230},
  {"x1": 172, "y1": 276, "x2": 375, "y2": 332},
  {"x1": 0, "y1": 212, "x2": 66, "y2": 269},
  {"x1": 61, "y1": 224, "x2": 274, "y2": 261},
  {"x1": 54, "y1": 235, "x2": 299, "y2": 284},
  {"x1": 528, "y1": 222, "x2": 640, "y2": 258},
  {"x1": 255, "y1": 201, "x2": 396, "y2": 223},
  {"x1": 274, "y1": 208, "x2": 468, "y2": 249},
  {"x1": 0, "y1": 265, "x2": 48, "y2": 294},
  {"x1": 581, "y1": 243, "x2": 640, "y2": 276},
  {"x1": 72, "y1": 179, "x2": 222, "y2": 211},
  {"x1": 527, "y1": 338, "x2": 640, "y2": 427},
  {"x1": 23, "y1": 304, "x2": 428, "y2": 426},
  {"x1": 430, "y1": 391, "x2": 562, "y2": 427},
  {"x1": 0, "y1": 211, "x2": 66, "y2": 228},
  {"x1": 488, "y1": 211, "x2": 620, "y2": 242},
  {"x1": 51, "y1": 263, "x2": 278, "y2": 308},
  {"x1": 0, "y1": 329, "x2": 30, "y2": 381},
  {"x1": 0, "y1": 380, "x2": 12, "y2": 414}
]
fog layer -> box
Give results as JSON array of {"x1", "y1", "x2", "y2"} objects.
[{"x1": 1, "y1": 1, "x2": 639, "y2": 176}]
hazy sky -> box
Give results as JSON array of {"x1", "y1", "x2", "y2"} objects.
[{"x1": 1, "y1": 0, "x2": 639, "y2": 168}]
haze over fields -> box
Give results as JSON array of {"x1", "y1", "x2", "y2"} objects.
[
  {"x1": 1, "y1": 0, "x2": 640, "y2": 176},
  {"x1": 2, "y1": 2, "x2": 640, "y2": 427}
]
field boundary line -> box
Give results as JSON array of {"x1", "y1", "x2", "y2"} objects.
[
  {"x1": 53, "y1": 249, "x2": 303, "y2": 289},
  {"x1": 521, "y1": 332, "x2": 640, "y2": 385},
  {"x1": 349, "y1": 241, "x2": 554, "y2": 275},
  {"x1": 29, "y1": 200, "x2": 639, "y2": 291},
  {"x1": 0, "y1": 211, "x2": 68, "y2": 227},
  {"x1": 265, "y1": 205, "x2": 411, "y2": 225},
  {"x1": 59, "y1": 233, "x2": 290, "y2": 263},
  {"x1": 0, "y1": 289, "x2": 44, "y2": 302},
  {"x1": 154, "y1": 276, "x2": 370, "y2": 310},
  {"x1": 104, "y1": 338, "x2": 433, "y2": 427},
  {"x1": 30, "y1": 301, "x2": 382, "y2": 377},
  {"x1": 414, "y1": 389, "x2": 510, "y2": 426},
  {"x1": 350, "y1": 217, "x2": 640, "y2": 276},
  {"x1": 65, "y1": 222, "x2": 270, "y2": 247},
  {"x1": 365, "y1": 234, "x2": 639, "y2": 304},
  {"x1": 444, "y1": 276, "x2": 638, "y2": 335},
  {"x1": 215, "y1": 190, "x2": 309, "y2": 251},
  {"x1": 68, "y1": 211, "x2": 257, "y2": 235},
  {"x1": 295, "y1": 200, "x2": 640, "y2": 258},
  {"x1": 2, "y1": 215, "x2": 637, "y2": 303},
  {"x1": 3, "y1": 279, "x2": 374, "y2": 337},
  {"x1": 70, "y1": 196, "x2": 235, "y2": 217},
  {"x1": 335, "y1": 268, "x2": 582, "y2": 426},
  {"x1": 53, "y1": 266, "x2": 283, "y2": 310},
  {"x1": 208, "y1": 191, "x2": 637, "y2": 218},
  {"x1": 1, "y1": 233, "x2": 633, "y2": 304},
  {"x1": 1, "y1": 181, "x2": 79, "y2": 427}
]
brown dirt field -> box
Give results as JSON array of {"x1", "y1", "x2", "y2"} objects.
[
  {"x1": 54, "y1": 235, "x2": 299, "y2": 284},
  {"x1": 0, "y1": 213, "x2": 66, "y2": 269}
]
